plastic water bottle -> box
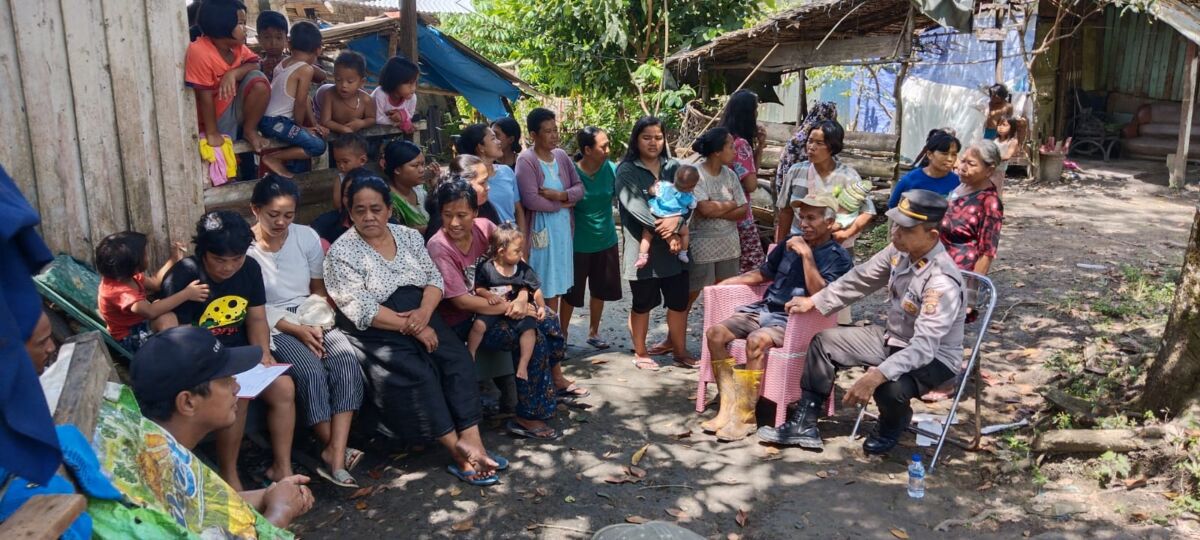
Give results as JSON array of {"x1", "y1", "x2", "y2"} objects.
[{"x1": 907, "y1": 454, "x2": 926, "y2": 499}]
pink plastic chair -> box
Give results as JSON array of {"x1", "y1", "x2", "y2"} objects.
[{"x1": 697, "y1": 283, "x2": 839, "y2": 427}]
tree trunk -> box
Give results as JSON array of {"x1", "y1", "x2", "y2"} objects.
[{"x1": 1141, "y1": 207, "x2": 1200, "y2": 415}]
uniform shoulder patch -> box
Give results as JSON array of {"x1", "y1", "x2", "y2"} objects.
[{"x1": 921, "y1": 288, "x2": 943, "y2": 315}]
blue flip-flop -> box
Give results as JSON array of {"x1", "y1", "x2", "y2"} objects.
[
  {"x1": 446, "y1": 464, "x2": 499, "y2": 486},
  {"x1": 488, "y1": 451, "x2": 509, "y2": 471}
]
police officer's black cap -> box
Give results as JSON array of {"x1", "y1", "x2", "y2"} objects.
[
  {"x1": 131, "y1": 326, "x2": 261, "y2": 402},
  {"x1": 885, "y1": 189, "x2": 948, "y2": 228}
]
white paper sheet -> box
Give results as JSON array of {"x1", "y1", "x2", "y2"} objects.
[{"x1": 234, "y1": 364, "x2": 291, "y2": 399}]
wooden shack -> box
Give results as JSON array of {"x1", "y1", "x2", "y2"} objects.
[{"x1": 666, "y1": 0, "x2": 935, "y2": 185}]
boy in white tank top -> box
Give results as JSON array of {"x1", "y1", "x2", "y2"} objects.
[{"x1": 257, "y1": 20, "x2": 328, "y2": 177}]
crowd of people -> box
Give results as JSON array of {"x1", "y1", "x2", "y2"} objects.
[{"x1": 0, "y1": 0, "x2": 1014, "y2": 536}]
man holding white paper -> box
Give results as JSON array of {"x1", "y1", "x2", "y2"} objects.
[{"x1": 114, "y1": 326, "x2": 314, "y2": 534}]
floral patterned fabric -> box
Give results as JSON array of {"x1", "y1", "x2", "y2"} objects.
[
  {"x1": 940, "y1": 186, "x2": 1004, "y2": 271},
  {"x1": 730, "y1": 137, "x2": 766, "y2": 273},
  {"x1": 479, "y1": 309, "x2": 566, "y2": 421},
  {"x1": 89, "y1": 385, "x2": 290, "y2": 539}
]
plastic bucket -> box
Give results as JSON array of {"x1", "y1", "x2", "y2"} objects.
[{"x1": 1039, "y1": 151, "x2": 1066, "y2": 183}]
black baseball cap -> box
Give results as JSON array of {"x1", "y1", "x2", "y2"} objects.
[
  {"x1": 886, "y1": 189, "x2": 949, "y2": 228},
  {"x1": 131, "y1": 326, "x2": 261, "y2": 402}
]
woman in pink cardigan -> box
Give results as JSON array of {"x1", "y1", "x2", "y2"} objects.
[{"x1": 515, "y1": 107, "x2": 589, "y2": 399}]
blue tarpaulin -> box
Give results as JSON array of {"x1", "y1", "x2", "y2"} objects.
[{"x1": 348, "y1": 22, "x2": 521, "y2": 120}]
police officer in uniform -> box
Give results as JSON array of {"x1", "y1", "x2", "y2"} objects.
[{"x1": 757, "y1": 189, "x2": 966, "y2": 455}]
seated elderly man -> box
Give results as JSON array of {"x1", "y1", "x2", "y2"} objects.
[
  {"x1": 758, "y1": 189, "x2": 966, "y2": 455},
  {"x1": 88, "y1": 326, "x2": 314, "y2": 538},
  {"x1": 702, "y1": 193, "x2": 854, "y2": 441}
]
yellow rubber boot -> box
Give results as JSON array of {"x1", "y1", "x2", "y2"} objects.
[
  {"x1": 700, "y1": 357, "x2": 736, "y2": 433},
  {"x1": 716, "y1": 368, "x2": 764, "y2": 442}
]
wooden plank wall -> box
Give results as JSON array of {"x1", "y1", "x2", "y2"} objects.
[
  {"x1": 0, "y1": 0, "x2": 203, "y2": 264},
  {"x1": 1101, "y1": 7, "x2": 1191, "y2": 102}
]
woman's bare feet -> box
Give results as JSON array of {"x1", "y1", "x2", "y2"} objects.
[
  {"x1": 452, "y1": 439, "x2": 497, "y2": 481},
  {"x1": 646, "y1": 340, "x2": 672, "y2": 356},
  {"x1": 265, "y1": 463, "x2": 294, "y2": 484},
  {"x1": 320, "y1": 445, "x2": 347, "y2": 473}
]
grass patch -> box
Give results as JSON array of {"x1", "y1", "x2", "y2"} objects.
[
  {"x1": 1092, "y1": 265, "x2": 1177, "y2": 321},
  {"x1": 855, "y1": 223, "x2": 889, "y2": 262}
]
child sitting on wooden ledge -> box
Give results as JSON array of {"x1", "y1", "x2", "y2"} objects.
[
  {"x1": 258, "y1": 20, "x2": 328, "y2": 177},
  {"x1": 317, "y1": 51, "x2": 377, "y2": 136},
  {"x1": 371, "y1": 55, "x2": 420, "y2": 134},
  {"x1": 187, "y1": 0, "x2": 270, "y2": 152}
]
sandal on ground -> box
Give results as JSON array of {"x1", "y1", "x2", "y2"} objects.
[
  {"x1": 446, "y1": 464, "x2": 499, "y2": 486},
  {"x1": 632, "y1": 356, "x2": 660, "y2": 371},
  {"x1": 506, "y1": 419, "x2": 560, "y2": 440},
  {"x1": 646, "y1": 342, "x2": 673, "y2": 356},
  {"x1": 317, "y1": 467, "x2": 359, "y2": 488},
  {"x1": 586, "y1": 336, "x2": 611, "y2": 350},
  {"x1": 488, "y1": 451, "x2": 509, "y2": 471},
  {"x1": 344, "y1": 448, "x2": 364, "y2": 471},
  {"x1": 555, "y1": 383, "x2": 590, "y2": 398},
  {"x1": 673, "y1": 355, "x2": 699, "y2": 369}
]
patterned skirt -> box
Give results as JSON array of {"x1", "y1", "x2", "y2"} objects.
[
  {"x1": 479, "y1": 308, "x2": 566, "y2": 421},
  {"x1": 736, "y1": 214, "x2": 766, "y2": 274}
]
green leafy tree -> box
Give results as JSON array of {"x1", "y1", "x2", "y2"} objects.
[
  {"x1": 443, "y1": 0, "x2": 766, "y2": 145},
  {"x1": 444, "y1": 0, "x2": 766, "y2": 96}
]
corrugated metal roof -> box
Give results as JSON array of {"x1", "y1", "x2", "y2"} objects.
[{"x1": 349, "y1": 0, "x2": 475, "y2": 13}]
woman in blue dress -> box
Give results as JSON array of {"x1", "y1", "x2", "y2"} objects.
[{"x1": 514, "y1": 108, "x2": 589, "y2": 399}]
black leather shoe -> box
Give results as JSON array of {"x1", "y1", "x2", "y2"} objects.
[
  {"x1": 862, "y1": 433, "x2": 899, "y2": 455},
  {"x1": 756, "y1": 399, "x2": 822, "y2": 449}
]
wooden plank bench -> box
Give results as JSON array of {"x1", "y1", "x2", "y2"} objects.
[
  {"x1": 227, "y1": 121, "x2": 425, "y2": 154},
  {"x1": 206, "y1": 121, "x2": 426, "y2": 222}
]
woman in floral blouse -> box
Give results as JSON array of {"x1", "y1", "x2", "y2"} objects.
[
  {"x1": 941, "y1": 140, "x2": 1004, "y2": 274},
  {"x1": 324, "y1": 175, "x2": 504, "y2": 487}
]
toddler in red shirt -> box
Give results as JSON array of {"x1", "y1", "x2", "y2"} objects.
[{"x1": 96, "y1": 232, "x2": 209, "y2": 352}]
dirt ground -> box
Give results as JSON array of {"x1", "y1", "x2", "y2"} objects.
[{"x1": 289, "y1": 158, "x2": 1200, "y2": 539}]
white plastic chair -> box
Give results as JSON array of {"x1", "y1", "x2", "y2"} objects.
[{"x1": 849, "y1": 271, "x2": 998, "y2": 473}]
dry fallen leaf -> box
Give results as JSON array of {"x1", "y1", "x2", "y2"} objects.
[
  {"x1": 735, "y1": 508, "x2": 748, "y2": 527},
  {"x1": 367, "y1": 466, "x2": 384, "y2": 480},
  {"x1": 627, "y1": 465, "x2": 647, "y2": 478},
  {"x1": 1123, "y1": 477, "x2": 1147, "y2": 490},
  {"x1": 977, "y1": 482, "x2": 994, "y2": 491},
  {"x1": 347, "y1": 485, "x2": 378, "y2": 500},
  {"x1": 626, "y1": 515, "x2": 648, "y2": 524},
  {"x1": 890, "y1": 527, "x2": 909, "y2": 539},
  {"x1": 526, "y1": 523, "x2": 539, "y2": 531},
  {"x1": 673, "y1": 429, "x2": 692, "y2": 439},
  {"x1": 763, "y1": 446, "x2": 781, "y2": 456},
  {"x1": 355, "y1": 500, "x2": 368, "y2": 511},
  {"x1": 605, "y1": 475, "x2": 630, "y2": 484},
  {"x1": 816, "y1": 470, "x2": 828, "y2": 479},
  {"x1": 666, "y1": 508, "x2": 689, "y2": 520},
  {"x1": 451, "y1": 518, "x2": 474, "y2": 532},
  {"x1": 535, "y1": 487, "x2": 549, "y2": 497},
  {"x1": 591, "y1": 358, "x2": 608, "y2": 365},
  {"x1": 448, "y1": 486, "x2": 463, "y2": 497},
  {"x1": 632, "y1": 443, "x2": 650, "y2": 465},
  {"x1": 1130, "y1": 511, "x2": 1150, "y2": 522},
  {"x1": 1164, "y1": 491, "x2": 1181, "y2": 500}
]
